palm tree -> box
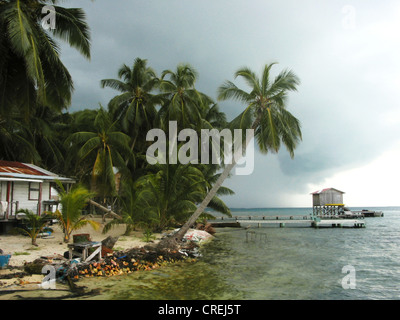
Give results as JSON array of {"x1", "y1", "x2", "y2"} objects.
[
  {"x1": 29, "y1": 105, "x2": 65, "y2": 170},
  {"x1": 102, "y1": 178, "x2": 147, "y2": 236},
  {"x1": 66, "y1": 107, "x2": 133, "y2": 202},
  {"x1": 159, "y1": 63, "x2": 212, "y2": 130},
  {"x1": 100, "y1": 58, "x2": 160, "y2": 155},
  {"x1": 160, "y1": 63, "x2": 302, "y2": 247},
  {"x1": 51, "y1": 182, "x2": 100, "y2": 243},
  {"x1": 59, "y1": 109, "x2": 97, "y2": 178},
  {"x1": 0, "y1": 115, "x2": 40, "y2": 163},
  {"x1": 200, "y1": 164, "x2": 234, "y2": 217},
  {"x1": 13, "y1": 209, "x2": 50, "y2": 246},
  {"x1": 134, "y1": 163, "x2": 208, "y2": 232},
  {"x1": 0, "y1": 0, "x2": 91, "y2": 118},
  {"x1": 199, "y1": 102, "x2": 228, "y2": 131},
  {"x1": 0, "y1": 105, "x2": 66, "y2": 168}
]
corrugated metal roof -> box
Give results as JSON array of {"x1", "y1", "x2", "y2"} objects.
[
  {"x1": 0, "y1": 160, "x2": 47, "y2": 176},
  {"x1": 311, "y1": 188, "x2": 345, "y2": 194},
  {"x1": 0, "y1": 161, "x2": 75, "y2": 183}
]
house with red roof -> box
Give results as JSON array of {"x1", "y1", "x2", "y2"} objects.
[{"x1": 0, "y1": 161, "x2": 75, "y2": 231}]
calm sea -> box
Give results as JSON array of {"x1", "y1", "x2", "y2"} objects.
[{"x1": 71, "y1": 206, "x2": 400, "y2": 300}]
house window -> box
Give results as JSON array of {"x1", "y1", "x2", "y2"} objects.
[{"x1": 29, "y1": 182, "x2": 40, "y2": 200}]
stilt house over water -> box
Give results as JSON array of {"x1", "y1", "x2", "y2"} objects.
[{"x1": 311, "y1": 188, "x2": 345, "y2": 216}]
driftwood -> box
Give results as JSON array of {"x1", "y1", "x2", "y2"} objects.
[
  {"x1": 101, "y1": 236, "x2": 119, "y2": 249},
  {"x1": 88, "y1": 200, "x2": 123, "y2": 220}
]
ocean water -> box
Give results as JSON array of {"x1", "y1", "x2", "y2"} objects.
[{"x1": 71, "y1": 206, "x2": 400, "y2": 300}]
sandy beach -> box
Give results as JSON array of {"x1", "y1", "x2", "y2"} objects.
[
  {"x1": 0, "y1": 217, "x2": 162, "y2": 292},
  {"x1": 0, "y1": 217, "x2": 160, "y2": 267}
]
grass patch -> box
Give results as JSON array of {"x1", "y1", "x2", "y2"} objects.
[
  {"x1": 13, "y1": 252, "x2": 31, "y2": 256},
  {"x1": 27, "y1": 246, "x2": 40, "y2": 251}
]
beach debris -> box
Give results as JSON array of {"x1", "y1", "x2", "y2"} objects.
[
  {"x1": 178, "y1": 228, "x2": 214, "y2": 243},
  {"x1": 196, "y1": 222, "x2": 216, "y2": 235},
  {"x1": 101, "y1": 235, "x2": 118, "y2": 256},
  {"x1": 24, "y1": 258, "x2": 50, "y2": 275},
  {"x1": 0, "y1": 267, "x2": 28, "y2": 280},
  {"x1": 2, "y1": 230, "x2": 206, "y2": 292},
  {"x1": 73, "y1": 233, "x2": 91, "y2": 243},
  {"x1": 40, "y1": 254, "x2": 67, "y2": 262},
  {"x1": 23, "y1": 254, "x2": 66, "y2": 275},
  {"x1": 101, "y1": 236, "x2": 119, "y2": 249},
  {"x1": 88, "y1": 199, "x2": 123, "y2": 221},
  {"x1": 64, "y1": 241, "x2": 199, "y2": 280},
  {"x1": 161, "y1": 228, "x2": 213, "y2": 245},
  {"x1": 0, "y1": 253, "x2": 11, "y2": 268}
]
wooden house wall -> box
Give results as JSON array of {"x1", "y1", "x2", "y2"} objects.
[
  {"x1": 7, "y1": 181, "x2": 51, "y2": 215},
  {"x1": 0, "y1": 181, "x2": 6, "y2": 201},
  {"x1": 313, "y1": 190, "x2": 344, "y2": 206}
]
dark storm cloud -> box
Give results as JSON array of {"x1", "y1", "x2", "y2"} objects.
[{"x1": 57, "y1": 0, "x2": 400, "y2": 206}]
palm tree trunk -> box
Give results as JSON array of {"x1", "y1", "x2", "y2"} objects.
[
  {"x1": 64, "y1": 233, "x2": 70, "y2": 243},
  {"x1": 158, "y1": 117, "x2": 260, "y2": 249},
  {"x1": 88, "y1": 199, "x2": 123, "y2": 220},
  {"x1": 170, "y1": 161, "x2": 237, "y2": 243},
  {"x1": 125, "y1": 134, "x2": 138, "y2": 166}
]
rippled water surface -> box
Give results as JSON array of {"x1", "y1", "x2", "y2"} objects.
[{"x1": 74, "y1": 207, "x2": 400, "y2": 300}]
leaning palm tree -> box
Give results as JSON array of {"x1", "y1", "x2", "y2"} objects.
[
  {"x1": 159, "y1": 63, "x2": 302, "y2": 247},
  {"x1": 0, "y1": 0, "x2": 91, "y2": 118},
  {"x1": 200, "y1": 164, "x2": 234, "y2": 217},
  {"x1": 51, "y1": 182, "x2": 100, "y2": 243}
]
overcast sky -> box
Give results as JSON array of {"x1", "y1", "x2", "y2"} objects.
[{"x1": 58, "y1": 0, "x2": 400, "y2": 208}]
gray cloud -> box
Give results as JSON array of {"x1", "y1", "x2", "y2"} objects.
[{"x1": 57, "y1": 0, "x2": 400, "y2": 206}]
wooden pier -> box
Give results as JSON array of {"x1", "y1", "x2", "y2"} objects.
[
  {"x1": 211, "y1": 215, "x2": 366, "y2": 229},
  {"x1": 210, "y1": 188, "x2": 383, "y2": 230}
]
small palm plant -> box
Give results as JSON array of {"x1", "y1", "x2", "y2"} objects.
[
  {"x1": 52, "y1": 182, "x2": 100, "y2": 243},
  {"x1": 142, "y1": 228, "x2": 157, "y2": 243},
  {"x1": 14, "y1": 209, "x2": 50, "y2": 246}
]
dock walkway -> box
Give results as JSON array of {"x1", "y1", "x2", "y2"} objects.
[{"x1": 211, "y1": 215, "x2": 366, "y2": 228}]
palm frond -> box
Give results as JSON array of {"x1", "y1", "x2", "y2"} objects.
[
  {"x1": 207, "y1": 196, "x2": 232, "y2": 217},
  {"x1": 217, "y1": 80, "x2": 251, "y2": 103},
  {"x1": 100, "y1": 78, "x2": 129, "y2": 92},
  {"x1": 235, "y1": 67, "x2": 261, "y2": 93},
  {"x1": 49, "y1": 6, "x2": 91, "y2": 59}
]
